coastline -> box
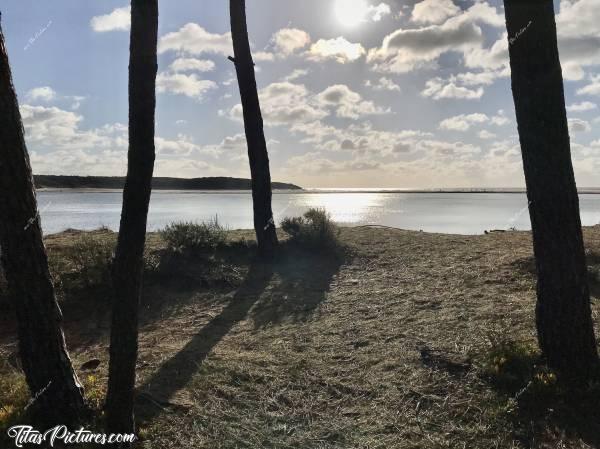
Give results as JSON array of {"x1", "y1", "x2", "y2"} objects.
[{"x1": 36, "y1": 187, "x2": 600, "y2": 194}]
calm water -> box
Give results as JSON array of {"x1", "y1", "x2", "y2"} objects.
[{"x1": 36, "y1": 190, "x2": 600, "y2": 236}]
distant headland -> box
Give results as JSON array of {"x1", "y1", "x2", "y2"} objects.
[{"x1": 34, "y1": 175, "x2": 302, "y2": 191}]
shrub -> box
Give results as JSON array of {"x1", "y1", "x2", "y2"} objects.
[
  {"x1": 160, "y1": 218, "x2": 227, "y2": 253},
  {"x1": 281, "y1": 208, "x2": 340, "y2": 250},
  {"x1": 483, "y1": 337, "x2": 539, "y2": 392},
  {"x1": 61, "y1": 233, "x2": 114, "y2": 287}
]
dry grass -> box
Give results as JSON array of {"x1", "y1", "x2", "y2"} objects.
[{"x1": 1, "y1": 226, "x2": 600, "y2": 448}]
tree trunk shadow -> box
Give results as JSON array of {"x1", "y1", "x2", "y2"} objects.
[{"x1": 136, "y1": 261, "x2": 273, "y2": 422}]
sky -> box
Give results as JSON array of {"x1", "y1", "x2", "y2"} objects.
[{"x1": 2, "y1": 0, "x2": 600, "y2": 188}]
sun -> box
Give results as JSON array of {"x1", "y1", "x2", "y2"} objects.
[{"x1": 334, "y1": 0, "x2": 369, "y2": 27}]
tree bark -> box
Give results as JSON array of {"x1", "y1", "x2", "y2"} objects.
[
  {"x1": 105, "y1": 0, "x2": 158, "y2": 437},
  {"x1": 504, "y1": 0, "x2": 599, "y2": 378},
  {"x1": 0, "y1": 13, "x2": 85, "y2": 427},
  {"x1": 230, "y1": 0, "x2": 278, "y2": 258}
]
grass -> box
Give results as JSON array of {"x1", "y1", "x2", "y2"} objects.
[{"x1": 1, "y1": 224, "x2": 600, "y2": 448}]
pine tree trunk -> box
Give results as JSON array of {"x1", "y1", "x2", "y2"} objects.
[
  {"x1": 230, "y1": 0, "x2": 278, "y2": 258},
  {"x1": 0, "y1": 13, "x2": 85, "y2": 427},
  {"x1": 504, "y1": 0, "x2": 599, "y2": 378},
  {"x1": 105, "y1": 0, "x2": 158, "y2": 436}
]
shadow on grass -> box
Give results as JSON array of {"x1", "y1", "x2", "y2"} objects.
[
  {"x1": 136, "y1": 260, "x2": 273, "y2": 423},
  {"x1": 135, "y1": 243, "x2": 344, "y2": 423},
  {"x1": 249, "y1": 242, "x2": 344, "y2": 329},
  {"x1": 511, "y1": 252, "x2": 600, "y2": 301},
  {"x1": 483, "y1": 339, "x2": 600, "y2": 448}
]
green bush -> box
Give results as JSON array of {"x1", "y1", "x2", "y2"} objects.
[
  {"x1": 61, "y1": 233, "x2": 114, "y2": 287},
  {"x1": 483, "y1": 338, "x2": 539, "y2": 392},
  {"x1": 281, "y1": 208, "x2": 340, "y2": 250},
  {"x1": 160, "y1": 219, "x2": 227, "y2": 253}
]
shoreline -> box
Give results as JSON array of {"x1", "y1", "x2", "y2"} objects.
[{"x1": 36, "y1": 187, "x2": 600, "y2": 194}]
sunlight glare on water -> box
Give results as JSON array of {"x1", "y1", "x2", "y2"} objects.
[
  {"x1": 36, "y1": 190, "x2": 600, "y2": 236},
  {"x1": 288, "y1": 193, "x2": 384, "y2": 224}
]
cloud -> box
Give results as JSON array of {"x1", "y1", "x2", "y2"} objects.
[
  {"x1": 422, "y1": 78, "x2": 484, "y2": 100},
  {"x1": 283, "y1": 69, "x2": 310, "y2": 82},
  {"x1": 315, "y1": 84, "x2": 390, "y2": 119},
  {"x1": 26, "y1": 86, "x2": 56, "y2": 102},
  {"x1": 365, "y1": 77, "x2": 401, "y2": 92},
  {"x1": 368, "y1": 2, "x2": 504, "y2": 73},
  {"x1": 308, "y1": 37, "x2": 366, "y2": 63},
  {"x1": 568, "y1": 118, "x2": 592, "y2": 133},
  {"x1": 290, "y1": 120, "x2": 430, "y2": 157},
  {"x1": 90, "y1": 6, "x2": 130, "y2": 32},
  {"x1": 439, "y1": 113, "x2": 488, "y2": 131},
  {"x1": 156, "y1": 73, "x2": 218, "y2": 100},
  {"x1": 225, "y1": 81, "x2": 390, "y2": 125},
  {"x1": 158, "y1": 23, "x2": 232, "y2": 56},
  {"x1": 253, "y1": 51, "x2": 276, "y2": 62},
  {"x1": 439, "y1": 111, "x2": 510, "y2": 130},
  {"x1": 20, "y1": 105, "x2": 128, "y2": 152},
  {"x1": 224, "y1": 82, "x2": 327, "y2": 125},
  {"x1": 577, "y1": 75, "x2": 600, "y2": 96},
  {"x1": 169, "y1": 58, "x2": 216, "y2": 73},
  {"x1": 286, "y1": 152, "x2": 382, "y2": 174},
  {"x1": 272, "y1": 28, "x2": 311, "y2": 55},
  {"x1": 567, "y1": 101, "x2": 597, "y2": 112},
  {"x1": 411, "y1": 0, "x2": 460, "y2": 25},
  {"x1": 556, "y1": 0, "x2": 600, "y2": 79},
  {"x1": 368, "y1": 3, "x2": 392, "y2": 22},
  {"x1": 25, "y1": 87, "x2": 87, "y2": 112},
  {"x1": 463, "y1": 35, "x2": 508, "y2": 71},
  {"x1": 478, "y1": 130, "x2": 497, "y2": 140}
]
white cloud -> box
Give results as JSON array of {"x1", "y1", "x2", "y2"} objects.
[
  {"x1": 253, "y1": 51, "x2": 276, "y2": 62},
  {"x1": 69, "y1": 96, "x2": 86, "y2": 111},
  {"x1": 26, "y1": 86, "x2": 56, "y2": 102},
  {"x1": 90, "y1": 6, "x2": 130, "y2": 33},
  {"x1": 272, "y1": 28, "x2": 311, "y2": 55},
  {"x1": 286, "y1": 152, "x2": 381, "y2": 174},
  {"x1": 225, "y1": 81, "x2": 390, "y2": 125},
  {"x1": 169, "y1": 58, "x2": 216, "y2": 73},
  {"x1": 568, "y1": 118, "x2": 592, "y2": 133},
  {"x1": 368, "y1": 3, "x2": 392, "y2": 22},
  {"x1": 422, "y1": 78, "x2": 484, "y2": 100},
  {"x1": 567, "y1": 101, "x2": 597, "y2": 112},
  {"x1": 283, "y1": 69, "x2": 310, "y2": 82},
  {"x1": 365, "y1": 77, "x2": 401, "y2": 92},
  {"x1": 556, "y1": 0, "x2": 600, "y2": 79},
  {"x1": 224, "y1": 82, "x2": 327, "y2": 125},
  {"x1": 439, "y1": 113, "x2": 488, "y2": 131},
  {"x1": 478, "y1": 130, "x2": 497, "y2": 140},
  {"x1": 315, "y1": 84, "x2": 390, "y2": 119},
  {"x1": 20, "y1": 105, "x2": 128, "y2": 152},
  {"x1": 439, "y1": 111, "x2": 510, "y2": 131},
  {"x1": 158, "y1": 23, "x2": 232, "y2": 56},
  {"x1": 308, "y1": 37, "x2": 366, "y2": 63},
  {"x1": 368, "y1": 2, "x2": 504, "y2": 73},
  {"x1": 411, "y1": 0, "x2": 460, "y2": 25},
  {"x1": 577, "y1": 75, "x2": 600, "y2": 96},
  {"x1": 156, "y1": 73, "x2": 218, "y2": 100}
]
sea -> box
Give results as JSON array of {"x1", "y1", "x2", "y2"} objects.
[{"x1": 36, "y1": 189, "x2": 600, "y2": 236}]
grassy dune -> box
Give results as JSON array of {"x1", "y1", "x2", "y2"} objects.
[{"x1": 1, "y1": 226, "x2": 600, "y2": 448}]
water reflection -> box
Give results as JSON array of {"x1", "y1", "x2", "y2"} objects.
[{"x1": 36, "y1": 191, "x2": 600, "y2": 236}]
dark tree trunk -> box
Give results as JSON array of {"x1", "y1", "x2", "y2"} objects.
[
  {"x1": 105, "y1": 0, "x2": 158, "y2": 437},
  {"x1": 504, "y1": 0, "x2": 599, "y2": 378},
  {"x1": 0, "y1": 14, "x2": 85, "y2": 427},
  {"x1": 230, "y1": 0, "x2": 278, "y2": 258}
]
